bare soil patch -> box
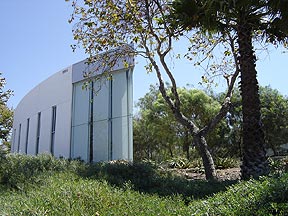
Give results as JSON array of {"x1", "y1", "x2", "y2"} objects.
[{"x1": 169, "y1": 167, "x2": 241, "y2": 181}]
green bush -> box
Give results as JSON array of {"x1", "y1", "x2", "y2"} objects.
[
  {"x1": 0, "y1": 155, "x2": 288, "y2": 215},
  {"x1": 0, "y1": 172, "x2": 191, "y2": 215},
  {"x1": 166, "y1": 156, "x2": 239, "y2": 170},
  {"x1": 0, "y1": 153, "x2": 81, "y2": 189},
  {"x1": 167, "y1": 157, "x2": 192, "y2": 169},
  {"x1": 215, "y1": 157, "x2": 239, "y2": 169},
  {"x1": 78, "y1": 160, "x2": 234, "y2": 200},
  {"x1": 189, "y1": 173, "x2": 288, "y2": 215},
  {"x1": 269, "y1": 156, "x2": 288, "y2": 176}
]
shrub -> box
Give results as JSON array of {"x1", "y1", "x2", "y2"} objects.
[
  {"x1": 269, "y1": 156, "x2": 288, "y2": 176},
  {"x1": 189, "y1": 173, "x2": 288, "y2": 215},
  {"x1": 0, "y1": 153, "x2": 81, "y2": 189},
  {"x1": 167, "y1": 157, "x2": 192, "y2": 169},
  {"x1": 1, "y1": 156, "x2": 287, "y2": 215},
  {"x1": 78, "y1": 160, "x2": 235, "y2": 200},
  {"x1": 0, "y1": 172, "x2": 191, "y2": 215},
  {"x1": 214, "y1": 157, "x2": 239, "y2": 169}
]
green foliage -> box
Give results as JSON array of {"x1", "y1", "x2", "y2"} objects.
[
  {"x1": 165, "y1": 156, "x2": 239, "y2": 170},
  {"x1": 172, "y1": 0, "x2": 287, "y2": 180},
  {"x1": 214, "y1": 157, "x2": 239, "y2": 169},
  {"x1": 0, "y1": 172, "x2": 190, "y2": 216},
  {"x1": 77, "y1": 160, "x2": 233, "y2": 200},
  {"x1": 269, "y1": 156, "x2": 288, "y2": 176},
  {"x1": 172, "y1": 0, "x2": 288, "y2": 43},
  {"x1": 260, "y1": 86, "x2": 288, "y2": 155},
  {"x1": 220, "y1": 86, "x2": 288, "y2": 157},
  {"x1": 167, "y1": 157, "x2": 193, "y2": 169},
  {"x1": 0, "y1": 153, "x2": 82, "y2": 189},
  {"x1": 0, "y1": 155, "x2": 234, "y2": 200},
  {"x1": 189, "y1": 173, "x2": 288, "y2": 215},
  {"x1": 0, "y1": 72, "x2": 13, "y2": 147},
  {"x1": 134, "y1": 85, "x2": 227, "y2": 161},
  {"x1": 0, "y1": 155, "x2": 287, "y2": 215}
]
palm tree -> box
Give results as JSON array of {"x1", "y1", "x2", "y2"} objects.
[{"x1": 171, "y1": 0, "x2": 288, "y2": 179}]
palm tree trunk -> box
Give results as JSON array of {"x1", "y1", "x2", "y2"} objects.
[
  {"x1": 194, "y1": 134, "x2": 217, "y2": 180},
  {"x1": 237, "y1": 22, "x2": 269, "y2": 179}
]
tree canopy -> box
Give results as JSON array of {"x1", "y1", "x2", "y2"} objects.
[
  {"x1": 134, "y1": 85, "x2": 228, "y2": 161},
  {"x1": 0, "y1": 73, "x2": 13, "y2": 148}
]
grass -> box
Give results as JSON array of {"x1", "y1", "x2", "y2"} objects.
[{"x1": 0, "y1": 153, "x2": 287, "y2": 215}]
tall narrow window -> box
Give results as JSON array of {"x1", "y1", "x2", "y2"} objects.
[
  {"x1": 13, "y1": 129, "x2": 16, "y2": 152},
  {"x1": 25, "y1": 118, "x2": 30, "y2": 154},
  {"x1": 36, "y1": 112, "x2": 41, "y2": 155},
  {"x1": 89, "y1": 82, "x2": 94, "y2": 162},
  {"x1": 50, "y1": 106, "x2": 57, "y2": 155},
  {"x1": 108, "y1": 79, "x2": 113, "y2": 160},
  {"x1": 17, "y1": 124, "x2": 21, "y2": 152}
]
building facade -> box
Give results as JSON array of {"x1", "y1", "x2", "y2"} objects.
[{"x1": 11, "y1": 54, "x2": 133, "y2": 162}]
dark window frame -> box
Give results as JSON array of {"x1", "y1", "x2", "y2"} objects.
[
  {"x1": 50, "y1": 106, "x2": 57, "y2": 155},
  {"x1": 25, "y1": 118, "x2": 30, "y2": 154},
  {"x1": 17, "y1": 124, "x2": 21, "y2": 152},
  {"x1": 36, "y1": 112, "x2": 41, "y2": 155}
]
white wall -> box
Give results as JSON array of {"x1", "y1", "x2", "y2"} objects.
[
  {"x1": 12, "y1": 67, "x2": 73, "y2": 158},
  {"x1": 12, "y1": 52, "x2": 134, "y2": 162}
]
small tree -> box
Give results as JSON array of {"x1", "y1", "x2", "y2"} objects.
[
  {"x1": 134, "y1": 85, "x2": 227, "y2": 161},
  {"x1": 0, "y1": 72, "x2": 13, "y2": 149},
  {"x1": 228, "y1": 86, "x2": 288, "y2": 156},
  {"x1": 260, "y1": 86, "x2": 288, "y2": 155},
  {"x1": 68, "y1": 0, "x2": 239, "y2": 180},
  {"x1": 218, "y1": 85, "x2": 288, "y2": 158}
]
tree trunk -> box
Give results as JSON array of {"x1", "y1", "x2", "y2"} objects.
[
  {"x1": 237, "y1": 22, "x2": 269, "y2": 179},
  {"x1": 194, "y1": 134, "x2": 217, "y2": 180},
  {"x1": 183, "y1": 130, "x2": 190, "y2": 160},
  {"x1": 169, "y1": 145, "x2": 174, "y2": 158}
]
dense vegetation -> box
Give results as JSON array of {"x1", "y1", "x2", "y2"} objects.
[
  {"x1": 0, "y1": 72, "x2": 13, "y2": 149},
  {"x1": 134, "y1": 85, "x2": 288, "y2": 163},
  {"x1": 0, "y1": 153, "x2": 287, "y2": 215}
]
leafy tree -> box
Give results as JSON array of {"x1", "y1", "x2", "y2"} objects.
[
  {"x1": 134, "y1": 85, "x2": 227, "y2": 162},
  {"x1": 171, "y1": 0, "x2": 288, "y2": 179},
  {"x1": 213, "y1": 88, "x2": 243, "y2": 157},
  {"x1": 260, "y1": 86, "x2": 288, "y2": 155},
  {"x1": 133, "y1": 85, "x2": 176, "y2": 161},
  {"x1": 218, "y1": 86, "x2": 288, "y2": 158},
  {"x1": 68, "y1": 0, "x2": 239, "y2": 180},
  {"x1": 0, "y1": 73, "x2": 13, "y2": 149}
]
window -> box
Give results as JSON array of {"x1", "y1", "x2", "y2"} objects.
[
  {"x1": 25, "y1": 118, "x2": 30, "y2": 154},
  {"x1": 108, "y1": 79, "x2": 113, "y2": 160},
  {"x1": 13, "y1": 129, "x2": 16, "y2": 152},
  {"x1": 17, "y1": 124, "x2": 21, "y2": 152},
  {"x1": 89, "y1": 82, "x2": 94, "y2": 162},
  {"x1": 36, "y1": 112, "x2": 41, "y2": 155},
  {"x1": 50, "y1": 106, "x2": 57, "y2": 155}
]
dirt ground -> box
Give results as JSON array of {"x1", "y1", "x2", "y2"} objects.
[{"x1": 170, "y1": 167, "x2": 241, "y2": 181}]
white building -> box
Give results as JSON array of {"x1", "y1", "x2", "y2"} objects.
[{"x1": 11, "y1": 51, "x2": 134, "y2": 162}]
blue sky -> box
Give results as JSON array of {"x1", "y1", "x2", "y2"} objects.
[{"x1": 1, "y1": 1, "x2": 288, "y2": 109}]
